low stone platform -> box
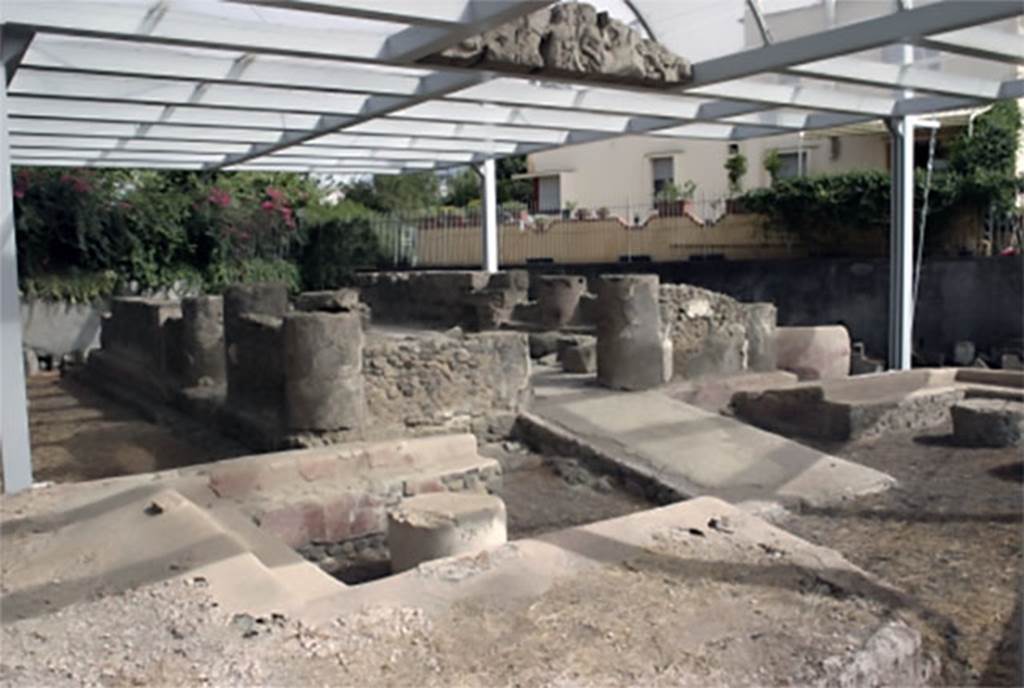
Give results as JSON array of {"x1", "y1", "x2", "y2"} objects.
[
  {"x1": 732, "y1": 370, "x2": 970, "y2": 442},
  {"x1": 523, "y1": 371, "x2": 894, "y2": 508},
  {"x1": 1, "y1": 475, "x2": 938, "y2": 686},
  {"x1": 952, "y1": 398, "x2": 1024, "y2": 447}
]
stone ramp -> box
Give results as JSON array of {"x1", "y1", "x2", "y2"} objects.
[
  {"x1": 0, "y1": 484, "x2": 341, "y2": 623},
  {"x1": 525, "y1": 373, "x2": 894, "y2": 508}
]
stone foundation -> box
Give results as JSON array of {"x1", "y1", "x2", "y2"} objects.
[
  {"x1": 952, "y1": 398, "x2": 1024, "y2": 447},
  {"x1": 356, "y1": 270, "x2": 528, "y2": 330}
]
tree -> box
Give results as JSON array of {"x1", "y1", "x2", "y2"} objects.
[
  {"x1": 948, "y1": 100, "x2": 1023, "y2": 213},
  {"x1": 343, "y1": 172, "x2": 440, "y2": 213}
]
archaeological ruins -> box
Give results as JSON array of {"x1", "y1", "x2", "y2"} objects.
[{"x1": 3, "y1": 1, "x2": 1023, "y2": 685}]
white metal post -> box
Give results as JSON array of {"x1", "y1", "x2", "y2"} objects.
[
  {"x1": 888, "y1": 115, "x2": 915, "y2": 371},
  {"x1": 0, "y1": 71, "x2": 34, "y2": 493},
  {"x1": 481, "y1": 158, "x2": 498, "y2": 273}
]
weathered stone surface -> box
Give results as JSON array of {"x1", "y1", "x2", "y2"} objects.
[
  {"x1": 356, "y1": 271, "x2": 526, "y2": 330},
  {"x1": 559, "y1": 339, "x2": 597, "y2": 374},
  {"x1": 181, "y1": 295, "x2": 225, "y2": 387},
  {"x1": 295, "y1": 289, "x2": 360, "y2": 313},
  {"x1": 952, "y1": 398, "x2": 1024, "y2": 447},
  {"x1": 388, "y1": 492, "x2": 507, "y2": 573},
  {"x1": 224, "y1": 283, "x2": 288, "y2": 411},
  {"x1": 538, "y1": 275, "x2": 588, "y2": 329},
  {"x1": 743, "y1": 303, "x2": 777, "y2": 372},
  {"x1": 1001, "y1": 353, "x2": 1023, "y2": 370},
  {"x1": 103, "y1": 297, "x2": 181, "y2": 372},
  {"x1": 597, "y1": 274, "x2": 672, "y2": 390},
  {"x1": 428, "y1": 2, "x2": 692, "y2": 87},
  {"x1": 226, "y1": 313, "x2": 284, "y2": 413},
  {"x1": 362, "y1": 331, "x2": 531, "y2": 439},
  {"x1": 658, "y1": 284, "x2": 754, "y2": 380},
  {"x1": 529, "y1": 331, "x2": 563, "y2": 359},
  {"x1": 282, "y1": 311, "x2": 366, "y2": 432},
  {"x1": 850, "y1": 341, "x2": 884, "y2": 375},
  {"x1": 775, "y1": 325, "x2": 851, "y2": 381}
]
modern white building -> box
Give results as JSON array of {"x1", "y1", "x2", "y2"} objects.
[{"x1": 523, "y1": 2, "x2": 1023, "y2": 215}]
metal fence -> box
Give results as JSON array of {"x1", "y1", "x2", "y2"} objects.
[{"x1": 367, "y1": 200, "x2": 802, "y2": 269}]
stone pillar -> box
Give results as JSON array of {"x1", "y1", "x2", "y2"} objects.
[
  {"x1": 387, "y1": 492, "x2": 507, "y2": 573},
  {"x1": 596, "y1": 274, "x2": 672, "y2": 390},
  {"x1": 282, "y1": 311, "x2": 366, "y2": 432},
  {"x1": 775, "y1": 325, "x2": 851, "y2": 381},
  {"x1": 743, "y1": 303, "x2": 777, "y2": 373},
  {"x1": 224, "y1": 283, "x2": 289, "y2": 408},
  {"x1": 538, "y1": 275, "x2": 587, "y2": 329},
  {"x1": 181, "y1": 295, "x2": 225, "y2": 387}
]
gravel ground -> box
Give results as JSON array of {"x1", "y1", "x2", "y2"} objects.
[{"x1": 778, "y1": 421, "x2": 1022, "y2": 687}]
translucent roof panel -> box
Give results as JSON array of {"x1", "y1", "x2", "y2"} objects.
[{"x1": 3, "y1": 0, "x2": 1021, "y2": 172}]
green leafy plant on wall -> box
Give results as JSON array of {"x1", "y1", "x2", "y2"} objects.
[
  {"x1": 762, "y1": 149, "x2": 782, "y2": 186},
  {"x1": 725, "y1": 152, "x2": 748, "y2": 196}
]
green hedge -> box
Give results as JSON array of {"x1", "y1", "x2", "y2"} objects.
[{"x1": 13, "y1": 169, "x2": 385, "y2": 300}]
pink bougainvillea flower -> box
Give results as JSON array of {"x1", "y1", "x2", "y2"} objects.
[
  {"x1": 208, "y1": 187, "x2": 232, "y2": 207},
  {"x1": 265, "y1": 186, "x2": 285, "y2": 202},
  {"x1": 14, "y1": 188, "x2": 25, "y2": 200},
  {"x1": 260, "y1": 200, "x2": 275, "y2": 212}
]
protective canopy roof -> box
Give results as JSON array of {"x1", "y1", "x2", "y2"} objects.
[{"x1": 1, "y1": 0, "x2": 1021, "y2": 175}]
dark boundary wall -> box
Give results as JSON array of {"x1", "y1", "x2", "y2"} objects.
[
  {"x1": 428, "y1": 255, "x2": 1022, "y2": 360},
  {"x1": 524, "y1": 256, "x2": 1023, "y2": 359}
]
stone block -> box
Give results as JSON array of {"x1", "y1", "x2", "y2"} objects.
[
  {"x1": 529, "y1": 331, "x2": 562, "y2": 359},
  {"x1": 775, "y1": 325, "x2": 851, "y2": 381},
  {"x1": 282, "y1": 311, "x2": 366, "y2": 432},
  {"x1": 743, "y1": 303, "x2": 777, "y2": 372},
  {"x1": 953, "y1": 341, "x2": 976, "y2": 367},
  {"x1": 559, "y1": 340, "x2": 597, "y2": 374},
  {"x1": 952, "y1": 398, "x2": 1023, "y2": 448},
  {"x1": 257, "y1": 500, "x2": 326, "y2": 548},
  {"x1": 597, "y1": 274, "x2": 672, "y2": 390},
  {"x1": 226, "y1": 313, "x2": 284, "y2": 413},
  {"x1": 181, "y1": 295, "x2": 225, "y2": 387},
  {"x1": 1001, "y1": 353, "x2": 1023, "y2": 371},
  {"x1": 387, "y1": 492, "x2": 507, "y2": 573},
  {"x1": 295, "y1": 289, "x2": 360, "y2": 313},
  {"x1": 537, "y1": 275, "x2": 587, "y2": 329}
]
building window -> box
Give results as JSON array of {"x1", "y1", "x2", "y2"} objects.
[
  {"x1": 536, "y1": 175, "x2": 561, "y2": 213},
  {"x1": 651, "y1": 156, "x2": 674, "y2": 195},
  {"x1": 777, "y1": 151, "x2": 808, "y2": 179}
]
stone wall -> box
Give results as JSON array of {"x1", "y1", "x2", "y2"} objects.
[
  {"x1": 658, "y1": 284, "x2": 776, "y2": 380},
  {"x1": 356, "y1": 270, "x2": 529, "y2": 330},
  {"x1": 524, "y1": 256, "x2": 1023, "y2": 364},
  {"x1": 362, "y1": 331, "x2": 531, "y2": 439}
]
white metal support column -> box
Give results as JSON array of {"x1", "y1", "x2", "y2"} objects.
[
  {"x1": 480, "y1": 158, "x2": 498, "y2": 273},
  {"x1": 0, "y1": 70, "x2": 34, "y2": 493},
  {"x1": 887, "y1": 115, "x2": 915, "y2": 371}
]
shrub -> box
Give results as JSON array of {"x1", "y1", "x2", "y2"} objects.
[{"x1": 301, "y1": 216, "x2": 384, "y2": 290}]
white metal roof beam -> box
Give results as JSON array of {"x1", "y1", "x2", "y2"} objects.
[
  {"x1": 687, "y1": 1, "x2": 1023, "y2": 88},
  {"x1": 784, "y1": 55, "x2": 1015, "y2": 99},
  {"x1": 213, "y1": 71, "x2": 492, "y2": 169},
  {"x1": 227, "y1": 1, "x2": 534, "y2": 29},
  {"x1": 690, "y1": 80, "x2": 908, "y2": 118},
  {"x1": 916, "y1": 27, "x2": 1024, "y2": 65}
]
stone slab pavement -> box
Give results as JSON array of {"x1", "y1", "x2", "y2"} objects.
[{"x1": 527, "y1": 371, "x2": 895, "y2": 509}]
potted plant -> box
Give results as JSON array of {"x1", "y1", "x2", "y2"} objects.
[
  {"x1": 654, "y1": 181, "x2": 681, "y2": 216},
  {"x1": 563, "y1": 200, "x2": 577, "y2": 220}
]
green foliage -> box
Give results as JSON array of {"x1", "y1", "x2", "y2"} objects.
[
  {"x1": 654, "y1": 182, "x2": 680, "y2": 202},
  {"x1": 20, "y1": 270, "x2": 120, "y2": 304},
  {"x1": 205, "y1": 258, "x2": 302, "y2": 294},
  {"x1": 443, "y1": 168, "x2": 481, "y2": 207},
  {"x1": 344, "y1": 172, "x2": 440, "y2": 213},
  {"x1": 762, "y1": 149, "x2": 782, "y2": 186},
  {"x1": 496, "y1": 156, "x2": 533, "y2": 205},
  {"x1": 725, "y1": 152, "x2": 748, "y2": 195},
  {"x1": 947, "y1": 100, "x2": 1022, "y2": 213},
  {"x1": 301, "y1": 215, "x2": 383, "y2": 290}
]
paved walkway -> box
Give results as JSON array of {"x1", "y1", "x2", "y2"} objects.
[{"x1": 528, "y1": 369, "x2": 895, "y2": 508}]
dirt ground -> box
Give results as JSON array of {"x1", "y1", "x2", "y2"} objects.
[
  {"x1": 23, "y1": 373, "x2": 245, "y2": 485},
  {"x1": 778, "y1": 422, "x2": 1022, "y2": 687}
]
